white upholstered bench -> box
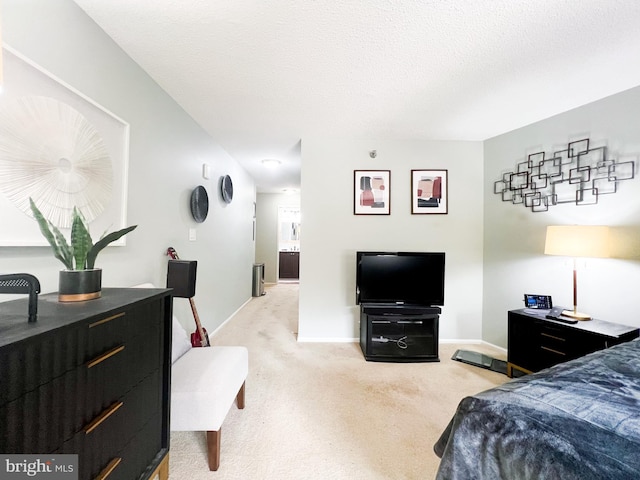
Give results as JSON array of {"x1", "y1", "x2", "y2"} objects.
[
  {"x1": 171, "y1": 341, "x2": 248, "y2": 470},
  {"x1": 132, "y1": 283, "x2": 248, "y2": 471},
  {"x1": 170, "y1": 319, "x2": 248, "y2": 471}
]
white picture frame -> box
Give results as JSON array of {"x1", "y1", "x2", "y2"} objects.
[{"x1": 0, "y1": 45, "x2": 131, "y2": 246}]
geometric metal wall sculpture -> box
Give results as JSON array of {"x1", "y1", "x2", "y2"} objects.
[{"x1": 494, "y1": 138, "x2": 635, "y2": 212}]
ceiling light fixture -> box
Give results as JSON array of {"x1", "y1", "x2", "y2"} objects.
[{"x1": 262, "y1": 158, "x2": 281, "y2": 168}]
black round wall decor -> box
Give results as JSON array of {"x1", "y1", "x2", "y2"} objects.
[
  {"x1": 221, "y1": 175, "x2": 233, "y2": 204},
  {"x1": 190, "y1": 185, "x2": 209, "y2": 223}
]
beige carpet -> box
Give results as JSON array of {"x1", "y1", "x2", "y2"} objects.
[{"x1": 168, "y1": 283, "x2": 508, "y2": 479}]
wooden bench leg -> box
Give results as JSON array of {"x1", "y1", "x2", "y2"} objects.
[
  {"x1": 205, "y1": 382, "x2": 245, "y2": 471},
  {"x1": 236, "y1": 381, "x2": 246, "y2": 409},
  {"x1": 207, "y1": 430, "x2": 221, "y2": 471}
]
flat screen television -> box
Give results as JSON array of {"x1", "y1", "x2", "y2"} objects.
[{"x1": 356, "y1": 251, "x2": 445, "y2": 306}]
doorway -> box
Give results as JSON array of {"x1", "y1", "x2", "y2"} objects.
[{"x1": 277, "y1": 206, "x2": 300, "y2": 282}]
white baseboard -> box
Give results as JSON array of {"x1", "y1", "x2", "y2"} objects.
[
  {"x1": 209, "y1": 297, "x2": 253, "y2": 337},
  {"x1": 480, "y1": 340, "x2": 507, "y2": 353},
  {"x1": 440, "y1": 338, "x2": 507, "y2": 354},
  {"x1": 440, "y1": 338, "x2": 483, "y2": 344}
]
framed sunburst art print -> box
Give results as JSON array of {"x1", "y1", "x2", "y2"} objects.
[{"x1": 0, "y1": 46, "x2": 130, "y2": 246}]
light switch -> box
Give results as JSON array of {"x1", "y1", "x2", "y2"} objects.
[
  {"x1": 202, "y1": 163, "x2": 210, "y2": 179},
  {"x1": 188, "y1": 228, "x2": 197, "y2": 241}
]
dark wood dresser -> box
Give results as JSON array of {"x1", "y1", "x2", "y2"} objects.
[
  {"x1": 508, "y1": 308, "x2": 639, "y2": 377},
  {"x1": 0, "y1": 288, "x2": 172, "y2": 480}
]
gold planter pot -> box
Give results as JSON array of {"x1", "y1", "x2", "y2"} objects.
[{"x1": 58, "y1": 268, "x2": 102, "y2": 302}]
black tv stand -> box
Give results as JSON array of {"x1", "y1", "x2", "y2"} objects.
[{"x1": 359, "y1": 303, "x2": 440, "y2": 362}]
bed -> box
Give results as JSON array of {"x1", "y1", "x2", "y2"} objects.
[{"x1": 434, "y1": 338, "x2": 640, "y2": 480}]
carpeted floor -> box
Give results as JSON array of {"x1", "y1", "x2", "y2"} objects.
[{"x1": 167, "y1": 283, "x2": 508, "y2": 479}]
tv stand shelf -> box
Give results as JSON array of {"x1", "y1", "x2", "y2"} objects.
[{"x1": 359, "y1": 303, "x2": 440, "y2": 362}]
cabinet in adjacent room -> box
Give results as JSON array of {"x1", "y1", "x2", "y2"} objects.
[
  {"x1": 0, "y1": 288, "x2": 172, "y2": 480},
  {"x1": 279, "y1": 251, "x2": 300, "y2": 279}
]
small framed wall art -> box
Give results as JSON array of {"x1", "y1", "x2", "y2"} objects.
[
  {"x1": 354, "y1": 170, "x2": 390, "y2": 215},
  {"x1": 411, "y1": 169, "x2": 448, "y2": 214}
]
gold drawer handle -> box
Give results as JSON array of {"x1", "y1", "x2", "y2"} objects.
[
  {"x1": 541, "y1": 332, "x2": 566, "y2": 342},
  {"x1": 89, "y1": 312, "x2": 125, "y2": 328},
  {"x1": 84, "y1": 402, "x2": 124, "y2": 434},
  {"x1": 541, "y1": 346, "x2": 566, "y2": 356},
  {"x1": 87, "y1": 345, "x2": 125, "y2": 369},
  {"x1": 94, "y1": 457, "x2": 122, "y2": 480}
]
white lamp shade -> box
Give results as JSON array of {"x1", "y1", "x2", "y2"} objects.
[{"x1": 544, "y1": 225, "x2": 610, "y2": 258}]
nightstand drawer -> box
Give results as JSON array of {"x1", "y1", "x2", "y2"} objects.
[
  {"x1": 538, "y1": 326, "x2": 569, "y2": 355},
  {"x1": 536, "y1": 343, "x2": 568, "y2": 370}
]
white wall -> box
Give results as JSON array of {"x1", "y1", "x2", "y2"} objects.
[
  {"x1": 483, "y1": 86, "x2": 640, "y2": 347},
  {"x1": 255, "y1": 192, "x2": 301, "y2": 284},
  {"x1": 299, "y1": 137, "x2": 484, "y2": 342},
  {"x1": 1, "y1": 0, "x2": 256, "y2": 333}
]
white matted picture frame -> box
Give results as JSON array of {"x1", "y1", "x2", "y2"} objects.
[
  {"x1": 411, "y1": 169, "x2": 448, "y2": 214},
  {"x1": 354, "y1": 170, "x2": 390, "y2": 215},
  {"x1": 0, "y1": 45, "x2": 130, "y2": 246}
]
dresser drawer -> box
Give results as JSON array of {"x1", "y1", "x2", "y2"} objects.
[
  {"x1": 59, "y1": 400, "x2": 127, "y2": 480},
  {"x1": 0, "y1": 366, "x2": 78, "y2": 454},
  {"x1": 58, "y1": 371, "x2": 161, "y2": 479},
  {"x1": 84, "y1": 311, "x2": 128, "y2": 362},
  {"x1": 0, "y1": 327, "x2": 83, "y2": 406},
  {"x1": 98, "y1": 415, "x2": 164, "y2": 480},
  {"x1": 0, "y1": 345, "x2": 133, "y2": 454},
  {"x1": 0, "y1": 298, "x2": 164, "y2": 407}
]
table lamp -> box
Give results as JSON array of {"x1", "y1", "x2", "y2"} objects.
[{"x1": 544, "y1": 225, "x2": 610, "y2": 320}]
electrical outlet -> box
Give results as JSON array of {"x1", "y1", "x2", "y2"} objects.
[{"x1": 188, "y1": 228, "x2": 197, "y2": 241}]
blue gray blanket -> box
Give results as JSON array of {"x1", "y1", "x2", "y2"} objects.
[{"x1": 434, "y1": 338, "x2": 640, "y2": 479}]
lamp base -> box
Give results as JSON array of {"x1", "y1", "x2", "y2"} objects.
[{"x1": 561, "y1": 309, "x2": 591, "y2": 321}]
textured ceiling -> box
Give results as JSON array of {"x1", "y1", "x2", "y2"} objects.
[{"x1": 73, "y1": 0, "x2": 640, "y2": 193}]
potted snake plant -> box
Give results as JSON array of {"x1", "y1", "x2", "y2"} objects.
[{"x1": 29, "y1": 198, "x2": 137, "y2": 302}]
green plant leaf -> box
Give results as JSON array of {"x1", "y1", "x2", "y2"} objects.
[
  {"x1": 86, "y1": 225, "x2": 137, "y2": 269},
  {"x1": 50, "y1": 222, "x2": 74, "y2": 270},
  {"x1": 70, "y1": 208, "x2": 93, "y2": 270},
  {"x1": 29, "y1": 198, "x2": 73, "y2": 270}
]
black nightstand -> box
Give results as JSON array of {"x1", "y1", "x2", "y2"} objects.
[{"x1": 507, "y1": 308, "x2": 639, "y2": 377}]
